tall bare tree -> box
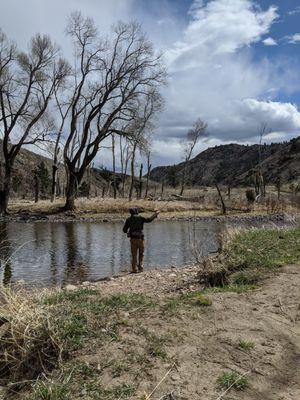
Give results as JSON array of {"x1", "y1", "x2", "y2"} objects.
[
  {"x1": 180, "y1": 118, "x2": 207, "y2": 196},
  {"x1": 119, "y1": 136, "x2": 131, "y2": 197},
  {"x1": 61, "y1": 13, "x2": 165, "y2": 210},
  {"x1": 144, "y1": 147, "x2": 151, "y2": 199},
  {"x1": 111, "y1": 133, "x2": 117, "y2": 199},
  {"x1": 0, "y1": 29, "x2": 68, "y2": 214}
]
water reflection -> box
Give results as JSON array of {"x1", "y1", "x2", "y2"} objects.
[
  {"x1": 0, "y1": 220, "x2": 220, "y2": 287},
  {"x1": 0, "y1": 223, "x2": 12, "y2": 285}
]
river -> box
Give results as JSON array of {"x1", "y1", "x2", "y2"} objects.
[
  {"x1": 0, "y1": 220, "x2": 221, "y2": 287},
  {"x1": 0, "y1": 217, "x2": 295, "y2": 287}
]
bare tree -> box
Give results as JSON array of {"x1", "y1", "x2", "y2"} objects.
[
  {"x1": 215, "y1": 183, "x2": 226, "y2": 215},
  {"x1": 50, "y1": 82, "x2": 72, "y2": 203},
  {"x1": 180, "y1": 118, "x2": 207, "y2": 196},
  {"x1": 144, "y1": 147, "x2": 151, "y2": 199},
  {"x1": 61, "y1": 13, "x2": 165, "y2": 210},
  {"x1": 119, "y1": 136, "x2": 131, "y2": 197},
  {"x1": 255, "y1": 123, "x2": 269, "y2": 198},
  {"x1": 111, "y1": 133, "x2": 117, "y2": 199},
  {"x1": 0, "y1": 29, "x2": 68, "y2": 214}
]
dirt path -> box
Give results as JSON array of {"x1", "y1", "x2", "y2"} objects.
[{"x1": 77, "y1": 265, "x2": 300, "y2": 400}]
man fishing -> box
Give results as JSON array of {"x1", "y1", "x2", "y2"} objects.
[{"x1": 123, "y1": 207, "x2": 159, "y2": 273}]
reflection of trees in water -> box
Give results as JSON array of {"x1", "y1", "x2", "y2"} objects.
[
  {"x1": 187, "y1": 220, "x2": 223, "y2": 263},
  {"x1": 110, "y1": 223, "x2": 119, "y2": 275},
  {"x1": 49, "y1": 224, "x2": 59, "y2": 286},
  {"x1": 62, "y1": 223, "x2": 89, "y2": 286},
  {"x1": 0, "y1": 223, "x2": 12, "y2": 285}
]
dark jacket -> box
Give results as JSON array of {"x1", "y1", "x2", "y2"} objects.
[{"x1": 123, "y1": 214, "x2": 157, "y2": 238}]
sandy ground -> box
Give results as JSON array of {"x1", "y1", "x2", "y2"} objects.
[{"x1": 69, "y1": 264, "x2": 300, "y2": 400}]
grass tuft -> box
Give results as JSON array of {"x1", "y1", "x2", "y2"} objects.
[
  {"x1": 238, "y1": 340, "x2": 255, "y2": 351},
  {"x1": 217, "y1": 371, "x2": 249, "y2": 391}
]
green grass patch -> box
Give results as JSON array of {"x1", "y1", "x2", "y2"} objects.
[
  {"x1": 230, "y1": 270, "x2": 262, "y2": 285},
  {"x1": 28, "y1": 377, "x2": 70, "y2": 400},
  {"x1": 43, "y1": 288, "x2": 100, "y2": 305},
  {"x1": 83, "y1": 382, "x2": 135, "y2": 399},
  {"x1": 163, "y1": 291, "x2": 212, "y2": 314},
  {"x1": 217, "y1": 371, "x2": 249, "y2": 391},
  {"x1": 223, "y1": 228, "x2": 300, "y2": 272},
  {"x1": 205, "y1": 284, "x2": 257, "y2": 294},
  {"x1": 238, "y1": 340, "x2": 255, "y2": 351},
  {"x1": 183, "y1": 292, "x2": 212, "y2": 306}
]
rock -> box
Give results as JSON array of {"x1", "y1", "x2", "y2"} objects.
[
  {"x1": 82, "y1": 281, "x2": 90, "y2": 286},
  {"x1": 65, "y1": 284, "x2": 77, "y2": 291}
]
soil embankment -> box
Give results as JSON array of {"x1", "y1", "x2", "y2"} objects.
[{"x1": 92, "y1": 264, "x2": 300, "y2": 400}]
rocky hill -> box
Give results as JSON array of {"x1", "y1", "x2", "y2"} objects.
[{"x1": 150, "y1": 137, "x2": 300, "y2": 187}]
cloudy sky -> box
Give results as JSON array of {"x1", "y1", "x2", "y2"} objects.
[{"x1": 1, "y1": 0, "x2": 300, "y2": 167}]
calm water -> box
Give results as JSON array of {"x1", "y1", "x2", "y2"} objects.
[{"x1": 0, "y1": 220, "x2": 221, "y2": 287}]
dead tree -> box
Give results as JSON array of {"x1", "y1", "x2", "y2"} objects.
[
  {"x1": 119, "y1": 136, "x2": 130, "y2": 197},
  {"x1": 111, "y1": 133, "x2": 117, "y2": 199},
  {"x1": 137, "y1": 163, "x2": 143, "y2": 199},
  {"x1": 180, "y1": 118, "x2": 207, "y2": 196},
  {"x1": 34, "y1": 171, "x2": 39, "y2": 203},
  {"x1": 256, "y1": 123, "x2": 269, "y2": 197},
  {"x1": 144, "y1": 149, "x2": 151, "y2": 199},
  {"x1": 50, "y1": 83, "x2": 72, "y2": 203},
  {"x1": 215, "y1": 183, "x2": 226, "y2": 215},
  {"x1": 276, "y1": 176, "x2": 281, "y2": 200},
  {"x1": 0, "y1": 29, "x2": 68, "y2": 214},
  {"x1": 61, "y1": 14, "x2": 165, "y2": 210},
  {"x1": 128, "y1": 141, "x2": 137, "y2": 201}
]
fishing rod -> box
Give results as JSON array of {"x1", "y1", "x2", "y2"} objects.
[{"x1": 155, "y1": 199, "x2": 172, "y2": 213}]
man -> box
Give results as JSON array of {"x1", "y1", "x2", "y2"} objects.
[{"x1": 123, "y1": 207, "x2": 159, "y2": 273}]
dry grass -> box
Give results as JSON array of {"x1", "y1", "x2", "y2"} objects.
[
  {"x1": 0, "y1": 287, "x2": 63, "y2": 385},
  {"x1": 8, "y1": 186, "x2": 300, "y2": 219}
]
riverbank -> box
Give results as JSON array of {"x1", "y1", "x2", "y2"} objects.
[
  {"x1": 1, "y1": 228, "x2": 300, "y2": 399},
  {"x1": 1, "y1": 198, "x2": 299, "y2": 224}
]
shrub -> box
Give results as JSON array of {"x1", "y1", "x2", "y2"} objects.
[{"x1": 245, "y1": 189, "x2": 255, "y2": 203}]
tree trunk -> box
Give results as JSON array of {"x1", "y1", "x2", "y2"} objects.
[
  {"x1": 129, "y1": 144, "x2": 137, "y2": 201},
  {"x1": 227, "y1": 186, "x2": 231, "y2": 199},
  {"x1": 64, "y1": 173, "x2": 78, "y2": 211},
  {"x1": 215, "y1": 183, "x2": 226, "y2": 215},
  {"x1": 145, "y1": 162, "x2": 151, "y2": 199},
  {"x1": 123, "y1": 147, "x2": 129, "y2": 198},
  {"x1": 137, "y1": 163, "x2": 143, "y2": 199},
  {"x1": 112, "y1": 134, "x2": 117, "y2": 199},
  {"x1": 51, "y1": 164, "x2": 58, "y2": 202},
  {"x1": 0, "y1": 165, "x2": 12, "y2": 215},
  {"x1": 180, "y1": 163, "x2": 187, "y2": 196},
  {"x1": 34, "y1": 173, "x2": 39, "y2": 203}
]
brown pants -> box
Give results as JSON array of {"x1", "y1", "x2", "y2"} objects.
[{"x1": 130, "y1": 238, "x2": 144, "y2": 272}]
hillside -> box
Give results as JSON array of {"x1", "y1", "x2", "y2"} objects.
[
  {"x1": 150, "y1": 137, "x2": 300, "y2": 187},
  {"x1": 0, "y1": 142, "x2": 111, "y2": 198}
]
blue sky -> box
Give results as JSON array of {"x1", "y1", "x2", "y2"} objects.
[{"x1": 1, "y1": 0, "x2": 300, "y2": 166}]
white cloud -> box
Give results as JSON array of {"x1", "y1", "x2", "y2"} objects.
[
  {"x1": 148, "y1": 0, "x2": 300, "y2": 166},
  {"x1": 236, "y1": 99, "x2": 300, "y2": 132},
  {"x1": 287, "y1": 33, "x2": 300, "y2": 44},
  {"x1": 1, "y1": 0, "x2": 300, "y2": 168},
  {"x1": 287, "y1": 6, "x2": 300, "y2": 16},
  {"x1": 166, "y1": 0, "x2": 278, "y2": 69},
  {"x1": 263, "y1": 37, "x2": 277, "y2": 46}
]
